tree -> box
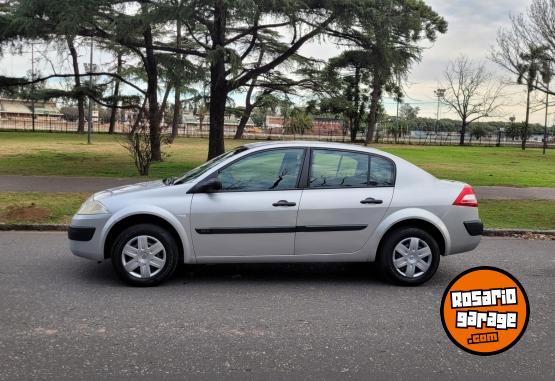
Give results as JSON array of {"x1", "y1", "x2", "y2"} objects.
[
  {"x1": 469, "y1": 124, "x2": 488, "y2": 142},
  {"x1": 65, "y1": 35, "x2": 86, "y2": 133},
  {"x1": 492, "y1": 22, "x2": 551, "y2": 150},
  {"x1": 491, "y1": 2, "x2": 555, "y2": 150},
  {"x1": 399, "y1": 104, "x2": 419, "y2": 120},
  {"x1": 517, "y1": 45, "x2": 552, "y2": 150},
  {"x1": 284, "y1": 107, "x2": 313, "y2": 135},
  {"x1": 318, "y1": 51, "x2": 371, "y2": 142},
  {"x1": 183, "y1": 1, "x2": 351, "y2": 158},
  {"x1": 108, "y1": 51, "x2": 123, "y2": 134},
  {"x1": 323, "y1": 0, "x2": 447, "y2": 145},
  {"x1": 1, "y1": 0, "x2": 193, "y2": 161},
  {"x1": 442, "y1": 56, "x2": 504, "y2": 145}
]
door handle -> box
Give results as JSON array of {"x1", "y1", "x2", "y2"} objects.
[
  {"x1": 360, "y1": 197, "x2": 383, "y2": 205},
  {"x1": 273, "y1": 200, "x2": 297, "y2": 207}
]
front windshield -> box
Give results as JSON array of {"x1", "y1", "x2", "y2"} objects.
[{"x1": 174, "y1": 147, "x2": 247, "y2": 184}]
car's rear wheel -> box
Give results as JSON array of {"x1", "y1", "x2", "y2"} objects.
[
  {"x1": 111, "y1": 224, "x2": 179, "y2": 286},
  {"x1": 377, "y1": 227, "x2": 440, "y2": 286}
]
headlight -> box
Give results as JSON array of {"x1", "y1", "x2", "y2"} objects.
[{"x1": 77, "y1": 197, "x2": 110, "y2": 215}]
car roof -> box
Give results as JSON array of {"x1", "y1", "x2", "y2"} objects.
[{"x1": 243, "y1": 140, "x2": 387, "y2": 155}]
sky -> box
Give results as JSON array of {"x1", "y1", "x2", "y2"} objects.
[{"x1": 1, "y1": 0, "x2": 550, "y2": 125}]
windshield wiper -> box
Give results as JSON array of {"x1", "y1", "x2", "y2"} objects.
[{"x1": 163, "y1": 176, "x2": 176, "y2": 185}]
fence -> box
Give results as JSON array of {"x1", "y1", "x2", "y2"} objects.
[{"x1": 1, "y1": 117, "x2": 553, "y2": 149}]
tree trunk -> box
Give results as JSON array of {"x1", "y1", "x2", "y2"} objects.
[
  {"x1": 234, "y1": 81, "x2": 257, "y2": 139},
  {"x1": 170, "y1": 88, "x2": 181, "y2": 142},
  {"x1": 352, "y1": 66, "x2": 361, "y2": 142},
  {"x1": 523, "y1": 87, "x2": 531, "y2": 150},
  {"x1": 207, "y1": 0, "x2": 227, "y2": 159},
  {"x1": 66, "y1": 36, "x2": 85, "y2": 134},
  {"x1": 108, "y1": 53, "x2": 122, "y2": 134},
  {"x1": 235, "y1": 105, "x2": 254, "y2": 139},
  {"x1": 169, "y1": 8, "x2": 183, "y2": 143},
  {"x1": 459, "y1": 119, "x2": 467, "y2": 145},
  {"x1": 143, "y1": 25, "x2": 162, "y2": 161},
  {"x1": 365, "y1": 78, "x2": 382, "y2": 145}
]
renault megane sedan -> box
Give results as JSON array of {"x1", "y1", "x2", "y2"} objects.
[{"x1": 69, "y1": 141, "x2": 482, "y2": 286}]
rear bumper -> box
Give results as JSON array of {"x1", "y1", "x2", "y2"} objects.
[
  {"x1": 442, "y1": 207, "x2": 482, "y2": 255},
  {"x1": 464, "y1": 220, "x2": 484, "y2": 236}
]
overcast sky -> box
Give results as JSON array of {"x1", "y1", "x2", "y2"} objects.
[
  {"x1": 300, "y1": 0, "x2": 542, "y2": 123},
  {"x1": 1, "y1": 0, "x2": 550, "y2": 124}
]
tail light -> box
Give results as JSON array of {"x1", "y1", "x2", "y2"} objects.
[{"x1": 453, "y1": 185, "x2": 478, "y2": 207}]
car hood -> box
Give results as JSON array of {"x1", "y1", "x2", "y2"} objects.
[{"x1": 93, "y1": 180, "x2": 172, "y2": 200}]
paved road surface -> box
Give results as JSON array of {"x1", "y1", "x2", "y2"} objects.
[
  {"x1": 0, "y1": 232, "x2": 553, "y2": 380},
  {"x1": 2, "y1": 175, "x2": 555, "y2": 200}
]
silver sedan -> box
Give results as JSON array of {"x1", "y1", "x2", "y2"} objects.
[{"x1": 68, "y1": 141, "x2": 482, "y2": 286}]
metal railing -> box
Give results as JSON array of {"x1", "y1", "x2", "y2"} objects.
[{"x1": 0, "y1": 117, "x2": 553, "y2": 149}]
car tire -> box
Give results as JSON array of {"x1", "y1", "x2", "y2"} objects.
[
  {"x1": 377, "y1": 227, "x2": 440, "y2": 286},
  {"x1": 111, "y1": 223, "x2": 179, "y2": 286}
]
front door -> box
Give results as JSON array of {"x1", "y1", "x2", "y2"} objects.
[
  {"x1": 191, "y1": 148, "x2": 305, "y2": 259},
  {"x1": 295, "y1": 149, "x2": 395, "y2": 255}
]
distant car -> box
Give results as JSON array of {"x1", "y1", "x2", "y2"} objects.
[{"x1": 69, "y1": 141, "x2": 482, "y2": 286}]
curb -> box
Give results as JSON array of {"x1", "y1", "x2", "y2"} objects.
[
  {"x1": 1, "y1": 224, "x2": 555, "y2": 238},
  {"x1": 482, "y1": 228, "x2": 555, "y2": 237},
  {"x1": 0, "y1": 223, "x2": 68, "y2": 231}
]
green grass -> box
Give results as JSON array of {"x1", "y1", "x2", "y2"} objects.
[
  {"x1": 0, "y1": 192, "x2": 87, "y2": 224},
  {"x1": 1, "y1": 131, "x2": 555, "y2": 187},
  {"x1": 377, "y1": 144, "x2": 555, "y2": 187},
  {"x1": 1, "y1": 192, "x2": 554, "y2": 230},
  {"x1": 480, "y1": 200, "x2": 555, "y2": 230}
]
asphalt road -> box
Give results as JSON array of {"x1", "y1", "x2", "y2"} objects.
[{"x1": 0, "y1": 232, "x2": 553, "y2": 381}]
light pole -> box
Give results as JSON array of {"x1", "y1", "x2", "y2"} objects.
[
  {"x1": 543, "y1": 82, "x2": 550, "y2": 155},
  {"x1": 434, "y1": 88, "x2": 446, "y2": 136},
  {"x1": 30, "y1": 42, "x2": 37, "y2": 132},
  {"x1": 497, "y1": 127, "x2": 505, "y2": 147},
  {"x1": 509, "y1": 116, "x2": 516, "y2": 142},
  {"x1": 86, "y1": 37, "x2": 94, "y2": 145}
]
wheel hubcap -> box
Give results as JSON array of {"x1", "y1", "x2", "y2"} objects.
[
  {"x1": 392, "y1": 237, "x2": 432, "y2": 278},
  {"x1": 121, "y1": 235, "x2": 166, "y2": 279}
]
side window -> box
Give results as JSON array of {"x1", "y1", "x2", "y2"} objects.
[
  {"x1": 370, "y1": 156, "x2": 395, "y2": 187},
  {"x1": 218, "y1": 149, "x2": 304, "y2": 191},
  {"x1": 310, "y1": 149, "x2": 369, "y2": 188}
]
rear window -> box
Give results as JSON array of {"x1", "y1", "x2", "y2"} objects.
[
  {"x1": 370, "y1": 156, "x2": 395, "y2": 187},
  {"x1": 310, "y1": 149, "x2": 369, "y2": 188},
  {"x1": 309, "y1": 149, "x2": 395, "y2": 188}
]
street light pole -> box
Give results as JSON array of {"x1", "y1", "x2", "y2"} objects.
[
  {"x1": 434, "y1": 88, "x2": 445, "y2": 137},
  {"x1": 87, "y1": 37, "x2": 94, "y2": 145},
  {"x1": 31, "y1": 42, "x2": 36, "y2": 132},
  {"x1": 544, "y1": 82, "x2": 550, "y2": 155}
]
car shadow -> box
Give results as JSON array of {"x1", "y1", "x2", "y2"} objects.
[
  {"x1": 178, "y1": 262, "x2": 383, "y2": 285},
  {"x1": 72, "y1": 260, "x2": 384, "y2": 286},
  {"x1": 73, "y1": 259, "x2": 453, "y2": 289}
]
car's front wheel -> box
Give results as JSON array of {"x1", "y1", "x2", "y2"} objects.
[
  {"x1": 111, "y1": 224, "x2": 179, "y2": 286},
  {"x1": 377, "y1": 227, "x2": 440, "y2": 286}
]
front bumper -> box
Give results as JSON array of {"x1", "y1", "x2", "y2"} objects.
[{"x1": 68, "y1": 214, "x2": 111, "y2": 261}]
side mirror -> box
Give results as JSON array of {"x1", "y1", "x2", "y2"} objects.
[{"x1": 192, "y1": 177, "x2": 222, "y2": 193}]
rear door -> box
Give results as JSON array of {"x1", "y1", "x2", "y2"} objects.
[
  {"x1": 190, "y1": 148, "x2": 305, "y2": 258},
  {"x1": 294, "y1": 149, "x2": 395, "y2": 255}
]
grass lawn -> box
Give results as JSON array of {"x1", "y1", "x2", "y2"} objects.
[
  {"x1": 478, "y1": 200, "x2": 555, "y2": 230},
  {"x1": 0, "y1": 192, "x2": 87, "y2": 224},
  {"x1": 1, "y1": 192, "x2": 554, "y2": 230},
  {"x1": 1, "y1": 131, "x2": 555, "y2": 187}
]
